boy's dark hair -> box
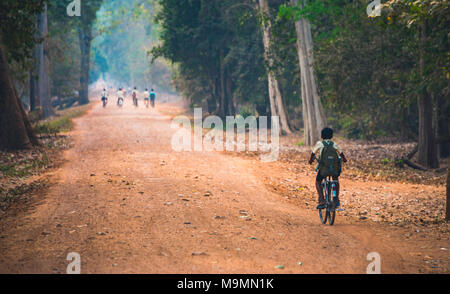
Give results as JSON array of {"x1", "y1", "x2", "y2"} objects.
[{"x1": 321, "y1": 127, "x2": 333, "y2": 140}]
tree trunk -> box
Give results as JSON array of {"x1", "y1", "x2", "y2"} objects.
[
  {"x1": 219, "y1": 49, "x2": 226, "y2": 118},
  {"x1": 30, "y1": 16, "x2": 40, "y2": 113},
  {"x1": 36, "y1": 4, "x2": 54, "y2": 117},
  {"x1": 0, "y1": 35, "x2": 39, "y2": 150},
  {"x1": 291, "y1": 0, "x2": 327, "y2": 145},
  {"x1": 29, "y1": 69, "x2": 38, "y2": 111},
  {"x1": 78, "y1": 25, "x2": 92, "y2": 105},
  {"x1": 225, "y1": 70, "x2": 235, "y2": 116},
  {"x1": 418, "y1": 21, "x2": 439, "y2": 168},
  {"x1": 207, "y1": 68, "x2": 217, "y2": 114},
  {"x1": 446, "y1": 164, "x2": 449, "y2": 221},
  {"x1": 418, "y1": 92, "x2": 439, "y2": 168},
  {"x1": 436, "y1": 94, "x2": 450, "y2": 158},
  {"x1": 258, "y1": 0, "x2": 292, "y2": 135}
]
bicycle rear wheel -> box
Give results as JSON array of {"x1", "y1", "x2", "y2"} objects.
[
  {"x1": 328, "y1": 203, "x2": 336, "y2": 225},
  {"x1": 328, "y1": 187, "x2": 337, "y2": 225}
]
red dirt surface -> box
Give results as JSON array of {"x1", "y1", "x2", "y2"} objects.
[{"x1": 0, "y1": 98, "x2": 448, "y2": 273}]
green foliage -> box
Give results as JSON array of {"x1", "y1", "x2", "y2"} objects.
[
  {"x1": 153, "y1": 0, "x2": 300, "y2": 119},
  {"x1": 276, "y1": 0, "x2": 448, "y2": 140},
  {"x1": 0, "y1": 0, "x2": 47, "y2": 64},
  {"x1": 92, "y1": 0, "x2": 173, "y2": 92},
  {"x1": 381, "y1": 158, "x2": 390, "y2": 165},
  {"x1": 239, "y1": 105, "x2": 254, "y2": 119},
  {"x1": 0, "y1": 155, "x2": 50, "y2": 178},
  {"x1": 33, "y1": 104, "x2": 92, "y2": 135},
  {"x1": 34, "y1": 118, "x2": 73, "y2": 135}
]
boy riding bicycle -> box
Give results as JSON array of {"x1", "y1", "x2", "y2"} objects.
[
  {"x1": 132, "y1": 87, "x2": 139, "y2": 107},
  {"x1": 101, "y1": 88, "x2": 108, "y2": 105},
  {"x1": 308, "y1": 128, "x2": 348, "y2": 209},
  {"x1": 117, "y1": 88, "x2": 124, "y2": 105},
  {"x1": 143, "y1": 89, "x2": 150, "y2": 107},
  {"x1": 150, "y1": 89, "x2": 156, "y2": 107}
]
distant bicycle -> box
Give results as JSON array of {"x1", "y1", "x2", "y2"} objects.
[
  {"x1": 133, "y1": 96, "x2": 138, "y2": 107},
  {"x1": 117, "y1": 97, "x2": 124, "y2": 107},
  {"x1": 117, "y1": 88, "x2": 125, "y2": 108},
  {"x1": 101, "y1": 89, "x2": 108, "y2": 108}
]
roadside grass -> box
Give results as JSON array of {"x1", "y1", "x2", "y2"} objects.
[
  {"x1": 0, "y1": 153, "x2": 50, "y2": 178},
  {"x1": 1, "y1": 104, "x2": 92, "y2": 180},
  {"x1": 1, "y1": 103, "x2": 91, "y2": 214},
  {"x1": 33, "y1": 103, "x2": 93, "y2": 136}
]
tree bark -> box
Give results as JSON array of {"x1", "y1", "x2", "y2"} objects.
[
  {"x1": 36, "y1": 4, "x2": 54, "y2": 117},
  {"x1": 446, "y1": 164, "x2": 449, "y2": 221},
  {"x1": 418, "y1": 21, "x2": 439, "y2": 168},
  {"x1": 258, "y1": 0, "x2": 292, "y2": 135},
  {"x1": 29, "y1": 69, "x2": 38, "y2": 111},
  {"x1": 30, "y1": 16, "x2": 40, "y2": 113},
  {"x1": 435, "y1": 94, "x2": 450, "y2": 158},
  {"x1": 78, "y1": 24, "x2": 93, "y2": 105},
  {"x1": 226, "y1": 69, "x2": 235, "y2": 116},
  {"x1": 219, "y1": 49, "x2": 226, "y2": 118},
  {"x1": 0, "y1": 35, "x2": 39, "y2": 150},
  {"x1": 291, "y1": 0, "x2": 327, "y2": 145}
]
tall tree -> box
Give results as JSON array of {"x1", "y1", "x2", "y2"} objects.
[
  {"x1": 289, "y1": 0, "x2": 326, "y2": 145},
  {"x1": 153, "y1": 0, "x2": 235, "y2": 117},
  {"x1": 447, "y1": 164, "x2": 450, "y2": 221},
  {"x1": 258, "y1": 0, "x2": 292, "y2": 135},
  {"x1": 0, "y1": 36, "x2": 39, "y2": 150},
  {"x1": 35, "y1": 3, "x2": 54, "y2": 117},
  {"x1": 385, "y1": 0, "x2": 445, "y2": 168},
  {"x1": 417, "y1": 20, "x2": 438, "y2": 168},
  {"x1": 78, "y1": 0, "x2": 103, "y2": 105},
  {"x1": 0, "y1": 0, "x2": 45, "y2": 150}
]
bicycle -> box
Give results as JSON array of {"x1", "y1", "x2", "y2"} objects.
[
  {"x1": 313, "y1": 156, "x2": 341, "y2": 226},
  {"x1": 319, "y1": 176, "x2": 338, "y2": 225},
  {"x1": 102, "y1": 97, "x2": 108, "y2": 108},
  {"x1": 117, "y1": 97, "x2": 124, "y2": 107},
  {"x1": 133, "y1": 96, "x2": 138, "y2": 107}
]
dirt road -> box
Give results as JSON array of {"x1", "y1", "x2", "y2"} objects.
[{"x1": 0, "y1": 99, "x2": 447, "y2": 273}]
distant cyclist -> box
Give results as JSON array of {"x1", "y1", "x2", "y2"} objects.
[
  {"x1": 150, "y1": 88, "x2": 156, "y2": 108},
  {"x1": 132, "y1": 87, "x2": 139, "y2": 107},
  {"x1": 101, "y1": 88, "x2": 108, "y2": 107},
  {"x1": 117, "y1": 87, "x2": 124, "y2": 107},
  {"x1": 143, "y1": 88, "x2": 150, "y2": 108},
  {"x1": 308, "y1": 128, "x2": 348, "y2": 209}
]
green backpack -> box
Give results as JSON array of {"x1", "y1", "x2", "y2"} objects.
[{"x1": 319, "y1": 141, "x2": 341, "y2": 177}]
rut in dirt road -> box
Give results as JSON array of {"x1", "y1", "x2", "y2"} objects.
[{"x1": 0, "y1": 101, "x2": 411, "y2": 273}]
